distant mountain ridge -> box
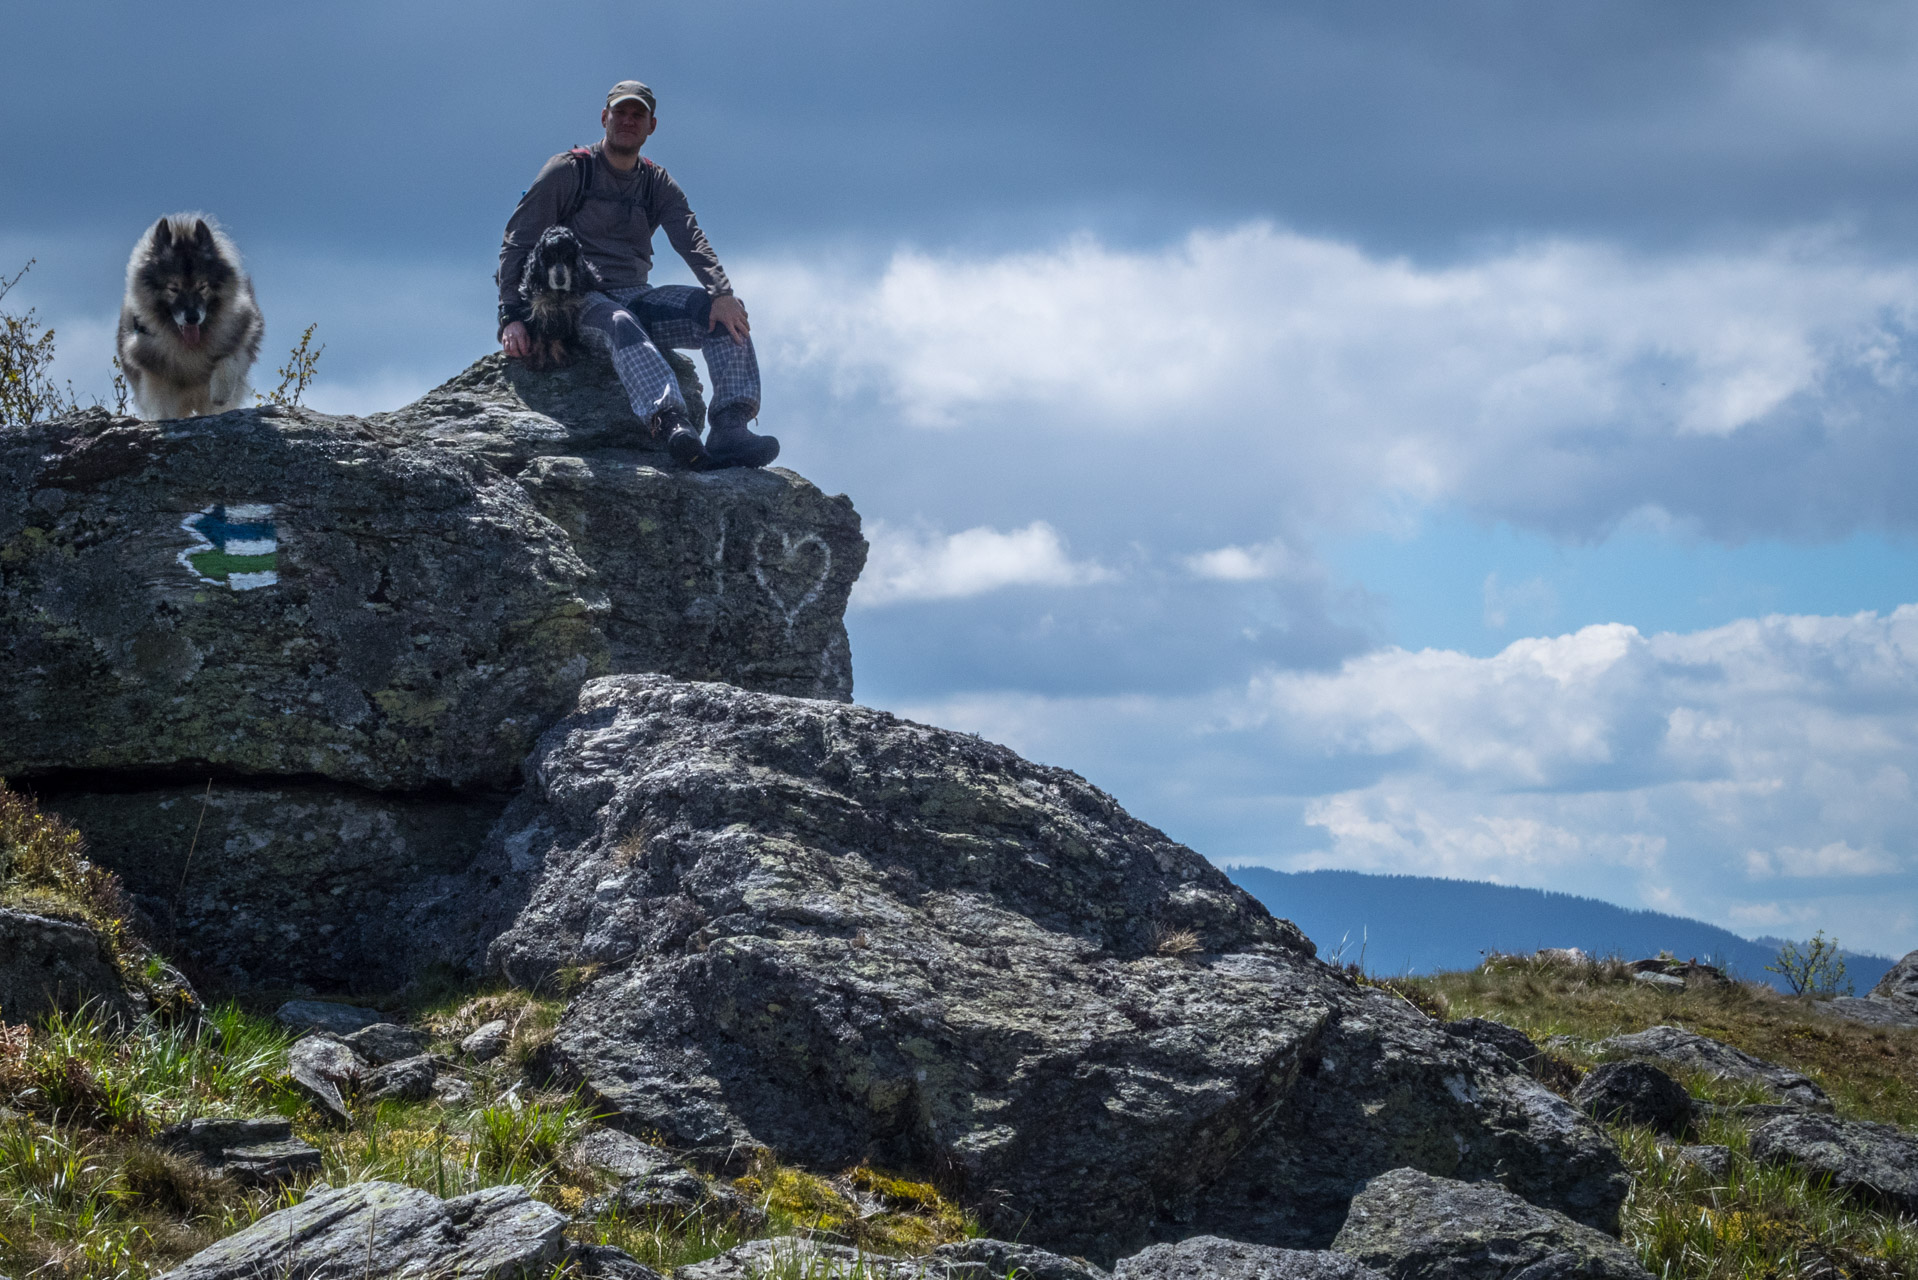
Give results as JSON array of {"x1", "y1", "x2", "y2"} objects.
[{"x1": 1226, "y1": 867, "x2": 1897, "y2": 994}]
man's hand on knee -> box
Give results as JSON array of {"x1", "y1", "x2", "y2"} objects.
[
  {"x1": 501, "y1": 321, "x2": 531, "y2": 358},
  {"x1": 709, "y1": 295, "x2": 750, "y2": 344}
]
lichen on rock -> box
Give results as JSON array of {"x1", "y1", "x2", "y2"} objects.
[{"x1": 436, "y1": 673, "x2": 1629, "y2": 1261}]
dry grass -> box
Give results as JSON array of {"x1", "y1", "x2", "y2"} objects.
[
  {"x1": 1431, "y1": 955, "x2": 1918, "y2": 1278},
  {"x1": 1429, "y1": 955, "x2": 1918, "y2": 1126},
  {"x1": 0, "y1": 982, "x2": 979, "y2": 1278}
]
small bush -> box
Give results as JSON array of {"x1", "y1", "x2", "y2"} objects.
[
  {"x1": 258, "y1": 323, "x2": 324, "y2": 409},
  {"x1": 1766, "y1": 930, "x2": 1852, "y2": 997},
  {"x1": 0, "y1": 261, "x2": 80, "y2": 426}
]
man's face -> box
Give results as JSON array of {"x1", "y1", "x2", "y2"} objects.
[{"x1": 602, "y1": 100, "x2": 657, "y2": 153}]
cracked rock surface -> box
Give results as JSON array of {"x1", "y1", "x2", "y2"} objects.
[
  {"x1": 451, "y1": 674, "x2": 1627, "y2": 1262},
  {"x1": 4, "y1": 353, "x2": 863, "y2": 986}
]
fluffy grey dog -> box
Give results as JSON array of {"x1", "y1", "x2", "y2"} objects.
[{"x1": 116, "y1": 214, "x2": 264, "y2": 420}]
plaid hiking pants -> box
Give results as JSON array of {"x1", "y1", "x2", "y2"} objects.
[{"x1": 579, "y1": 284, "x2": 760, "y2": 427}]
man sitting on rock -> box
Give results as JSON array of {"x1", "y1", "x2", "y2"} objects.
[{"x1": 496, "y1": 80, "x2": 778, "y2": 469}]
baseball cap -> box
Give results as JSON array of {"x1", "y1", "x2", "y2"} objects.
[{"x1": 606, "y1": 81, "x2": 656, "y2": 113}]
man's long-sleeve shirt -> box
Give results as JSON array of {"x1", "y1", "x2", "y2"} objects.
[{"x1": 497, "y1": 143, "x2": 733, "y2": 327}]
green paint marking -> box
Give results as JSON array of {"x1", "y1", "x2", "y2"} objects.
[{"x1": 188, "y1": 550, "x2": 277, "y2": 577}]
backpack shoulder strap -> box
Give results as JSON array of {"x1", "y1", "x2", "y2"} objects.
[{"x1": 561, "y1": 147, "x2": 595, "y2": 222}]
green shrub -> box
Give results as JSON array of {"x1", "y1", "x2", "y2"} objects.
[{"x1": 1765, "y1": 930, "x2": 1852, "y2": 997}]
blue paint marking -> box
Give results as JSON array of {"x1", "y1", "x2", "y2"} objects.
[
  {"x1": 178, "y1": 501, "x2": 280, "y2": 590},
  {"x1": 196, "y1": 508, "x2": 275, "y2": 547}
]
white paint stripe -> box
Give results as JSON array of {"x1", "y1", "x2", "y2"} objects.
[
  {"x1": 178, "y1": 510, "x2": 221, "y2": 585},
  {"x1": 226, "y1": 504, "x2": 274, "y2": 520},
  {"x1": 224, "y1": 538, "x2": 277, "y2": 556},
  {"x1": 227, "y1": 570, "x2": 279, "y2": 591}
]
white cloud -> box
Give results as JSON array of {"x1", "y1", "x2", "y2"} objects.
[
  {"x1": 1185, "y1": 539, "x2": 1310, "y2": 582},
  {"x1": 750, "y1": 224, "x2": 1918, "y2": 540},
  {"x1": 899, "y1": 606, "x2": 1918, "y2": 956},
  {"x1": 1745, "y1": 842, "x2": 1900, "y2": 879},
  {"x1": 853, "y1": 519, "x2": 1111, "y2": 607}
]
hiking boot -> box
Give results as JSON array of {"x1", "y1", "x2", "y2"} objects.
[
  {"x1": 667, "y1": 425, "x2": 708, "y2": 467},
  {"x1": 702, "y1": 414, "x2": 780, "y2": 469},
  {"x1": 655, "y1": 408, "x2": 708, "y2": 467}
]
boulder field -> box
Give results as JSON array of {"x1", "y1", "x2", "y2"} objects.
[{"x1": 5, "y1": 361, "x2": 1634, "y2": 1264}]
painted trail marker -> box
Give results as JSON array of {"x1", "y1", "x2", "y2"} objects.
[{"x1": 180, "y1": 503, "x2": 278, "y2": 590}]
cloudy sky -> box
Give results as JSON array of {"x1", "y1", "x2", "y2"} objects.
[{"x1": 6, "y1": 1, "x2": 1916, "y2": 955}]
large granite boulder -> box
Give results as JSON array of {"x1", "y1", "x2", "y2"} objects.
[
  {"x1": 4, "y1": 353, "x2": 865, "y2": 986},
  {"x1": 449, "y1": 674, "x2": 1627, "y2": 1262},
  {"x1": 375, "y1": 353, "x2": 862, "y2": 702},
  {"x1": 0, "y1": 405, "x2": 604, "y2": 791},
  {"x1": 1874, "y1": 948, "x2": 1918, "y2": 1005},
  {"x1": 1332, "y1": 1168, "x2": 1653, "y2": 1280}
]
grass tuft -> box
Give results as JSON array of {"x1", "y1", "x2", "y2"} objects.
[{"x1": 1431, "y1": 954, "x2": 1918, "y2": 1277}]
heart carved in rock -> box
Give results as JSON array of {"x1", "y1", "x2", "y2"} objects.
[{"x1": 752, "y1": 529, "x2": 833, "y2": 634}]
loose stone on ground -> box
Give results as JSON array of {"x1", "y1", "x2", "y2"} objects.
[
  {"x1": 154, "y1": 1181, "x2": 567, "y2": 1279},
  {"x1": 1749, "y1": 1113, "x2": 1918, "y2": 1214},
  {"x1": 1331, "y1": 1167, "x2": 1654, "y2": 1280},
  {"x1": 1572, "y1": 1061, "x2": 1692, "y2": 1135},
  {"x1": 1592, "y1": 1025, "x2": 1830, "y2": 1111}
]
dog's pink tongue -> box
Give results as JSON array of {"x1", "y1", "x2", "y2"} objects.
[{"x1": 180, "y1": 322, "x2": 202, "y2": 348}]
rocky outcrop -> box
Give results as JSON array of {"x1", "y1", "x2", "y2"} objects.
[
  {"x1": 1749, "y1": 1114, "x2": 1918, "y2": 1213},
  {"x1": 0, "y1": 407, "x2": 603, "y2": 790},
  {"x1": 1875, "y1": 948, "x2": 1918, "y2": 1005},
  {"x1": 1827, "y1": 948, "x2": 1918, "y2": 1028},
  {"x1": 1331, "y1": 1168, "x2": 1653, "y2": 1280},
  {"x1": 155, "y1": 1180, "x2": 567, "y2": 1279},
  {"x1": 439, "y1": 674, "x2": 1626, "y2": 1262},
  {"x1": 3, "y1": 352, "x2": 864, "y2": 986},
  {"x1": 375, "y1": 354, "x2": 861, "y2": 702},
  {"x1": 1592, "y1": 1026, "x2": 1830, "y2": 1111}
]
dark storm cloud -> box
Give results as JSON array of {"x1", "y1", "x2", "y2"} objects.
[{"x1": 10, "y1": 1, "x2": 1918, "y2": 260}]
